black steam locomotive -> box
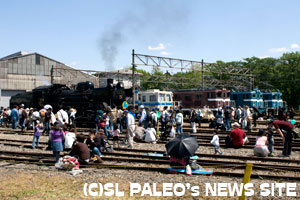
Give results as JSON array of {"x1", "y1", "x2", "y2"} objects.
[{"x1": 10, "y1": 79, "x2": 132, "y2": 126}]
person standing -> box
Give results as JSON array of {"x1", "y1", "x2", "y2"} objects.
[
  {"x1": 56, "y1": 106, "x2": 69, "y2": 126},
  {"x1": 235, "y1": 106, "x2": 242, "y2": 124},
  {"x1": 210, "y1": 130, "x2": 222, "y2": 155},
  {"x1": 2, "y1": 108, "x2": 8, "y2": 128},
  {"x1": 19, "y1": 104, "x2": 27, "y2": 132},
  {"x1": 0, "y1": 107, "x2": 3, "y2": 126},
  {"x1": 267, "y1": 119, "x2": 295, "y2": 157},
  {"x1": 50, "y1": 122, "x2": 65, "y2": 163},
  {"x1": 252, "y1": 110, "x2": 257, "y2": 127},
  {"x1": 126, "y1": 107, "x2": 136, "y2": 148},
  {"x1": 161, "y1": 106, "x2": 169, "y2": 133},
  {"x1": 215, "y1": 110, "x2": 224, "y2": 130},
  {"x1": 197, "y1": 107, "x2": 203, "y2": 127},
  {"x1": 43, "y1": 108, "x2": 52, "y2": 135},
  {"x1": 150, "y1": 108, "x2": 158, "y2": 128},
  {"x1": 266, "y1": 127, "x2": 274, "y2": 157},
  {"x1": 190, "y1": 109, "x2": 197, "y2": 133},
  {"x1": 175, "y1": 110, "x2": 184, "y2": 135},
  {"x1": 32, "y1": 120, "x2": 43, "y2": 149},
  {"x1": 139, "y1": 105, "x2": 147, "y2": 128},
  {"x1": 224, "y1": 106, "x2": 232, "y2": 131},
  {"x1": 11, "y1": 105, "x2": 19, "y2": 129}
]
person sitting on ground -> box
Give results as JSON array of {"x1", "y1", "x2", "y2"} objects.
[
  {"x1": 70, "y1": 134, "x2": 90, "y2": 164},
  {"x1": 64, "y1": 127, "x2": 77, "y2": 150},
  {"x1": 133, "y1": 122, "x2": 145, "y2": 141},
  {"x1": 144, "y1": 123, "x2": 157, "y2": 143},
  {"x1": 254, "y1": 129, "x2": 269, "y2": 157},
  {"x1": 169, "y1": 156, "x2": 190, "y2": 169},
  {"x1": 97, "y1": 129, "x2": 106, "y2": 152},
  {"x1": 210, "y1": 130, "x2": 222, "y2": 155},
  {"x1": 85, "y1": 131, "x2": 103, "y2": 157},
  {"x1": 225, "y1": 122, "x2": 248, "y2": 148}
]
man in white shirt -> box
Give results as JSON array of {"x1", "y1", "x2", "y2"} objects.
[
  {"x1": 56, "y1": 108, "x2": 69, "y2": 125},
  {"x1": 126, "y1": 107, "x2": 136, "y2": 148},
  {"x1": 161, "y1": 106, "x2": 170, "y2": 132},
  {"x1": 150, "y1": 108, "x2": 158, "y2": 127},
  {"x1": 64, "y1": 128, "x2": 76, "y2": 149},
  {"x1": 139, "y1": 105, "x2": 147, "y2": 128}
]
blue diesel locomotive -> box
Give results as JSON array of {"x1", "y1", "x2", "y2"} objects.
[{"x1": 230, "y1": 89, "x2": 285, "y2": 113}]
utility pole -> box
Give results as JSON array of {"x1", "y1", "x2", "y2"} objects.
[
  {"x1": 132, "y1": 49, "x2": 136, "y2": 108},
  {"x1": 201, "y1": 59, "x2": 204, "y2": 90}
]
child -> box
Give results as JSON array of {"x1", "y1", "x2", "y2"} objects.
[
  {"x1": 32, "y1": 120, "x2": 43, "y2": 149},
  {"x1": 50, "y1": 122, "x2": 65, "y2": 163},
  {"x1": 266, "y1": 127, "x2": 274, "y2": 157},
  {"x1": 108, "y1": 124, "x2": 120, "y2": 148},
  {"x1": 210, "y1": 130, "x2": 222, "y2": 155},
  {"x1": 170, "y1": 125, "x2": 176, "y2": 138}
]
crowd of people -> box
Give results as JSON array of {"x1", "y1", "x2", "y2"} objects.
[{"x1": 0, "y1": 103, "x2": 298, "y2": 165}]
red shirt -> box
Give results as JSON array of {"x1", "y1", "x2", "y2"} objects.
[
  {"x1": 273, "y1": 120, "x2": 294, "y2": 131},
  {"x1": 230, "y1": 128, "x2": 246, "y2": 147}
]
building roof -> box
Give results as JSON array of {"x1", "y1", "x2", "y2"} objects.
[
  {"x1": 0, "y1": 51, "x2": 30, "y2": 61},
  {"x1": 0, "y1": 51, "x2": 65, "y2": 65}
]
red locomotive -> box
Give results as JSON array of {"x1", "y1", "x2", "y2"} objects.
[{"x1": 173, "y1": 88, "x2": 230, "y2": 110}]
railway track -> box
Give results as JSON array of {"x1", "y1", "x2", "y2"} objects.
[
  {"x1": 0, "y1": 149, "x2": 299, "y2": 180},
  {"x1": 1, "y1": 134, "x2": 300, "y2": 151},
  {"x1": 1, "y1": 138, "x2": 299, "y2": 164}
]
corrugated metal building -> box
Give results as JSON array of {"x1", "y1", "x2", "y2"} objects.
[{"x1": 0, "y1": 51, "x2": 99, "y2": 108}]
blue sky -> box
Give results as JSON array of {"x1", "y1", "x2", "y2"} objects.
[{"x1": 1, "y1": 0, "x2": 300, "y2": 72}]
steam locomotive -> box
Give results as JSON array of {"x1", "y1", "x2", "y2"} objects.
[{"x1": 10, "y1": 79, "x2": 132, "y2": 126}]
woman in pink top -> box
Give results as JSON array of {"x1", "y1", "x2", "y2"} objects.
[{"x1": 254, "y1": 129, "x2": 269, "y2": 157}]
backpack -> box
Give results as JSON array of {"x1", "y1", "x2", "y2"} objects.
[
  {"x1": 98, "y1": 115, "x2": 106, "y2": 128},
  {"x1": 146, "y1": 111, "x2": 152, "y2": 122},
  {"x1": 22, "y1": 110, "x2": 27, "y2": 118}
]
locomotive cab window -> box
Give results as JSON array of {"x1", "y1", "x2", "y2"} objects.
[
  {"x1": 252, "y1": 94, "x2": 257, "y2": 98},
  {"x1": 166, "y1": 94, "x2": 171, "y2": 101},
  {"x1": 159, "y1": 94, "x2": 165, "y2": 101},
  {"x1": 196, "y1": 94, "x2": 201, "y2": 100},
  {"x1": 223, "y1": 93, "x2": 226, "y2": 98},
  {"x1": 149, "y1": 95, "x2": 157, "y2": 102},
  {"x1": 217, "y1": 93, "x2": 221, "y2": 98},
  {"x1": 185, "y1": 95, "x2": 191, "y2": 100},
  {"x1": 243, "y1": 94, "x2": 249, "y2": 99},
  {"x1": 138, "y1": 94, "x2": 141, "y2": 101},
  {"x1": 142, "y1": 95, "x2": 146, "y2": 102}
]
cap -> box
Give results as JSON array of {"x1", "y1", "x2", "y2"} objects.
[
  {"x1": 123, "y1": 110, "x2": 128, "y2": 113},
  {"x1": 140, "y1": 105, "x2": 144, "y2": 109},
  {"x1": 36, "y1": 120, "x2": 40, "y2": 124}
]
